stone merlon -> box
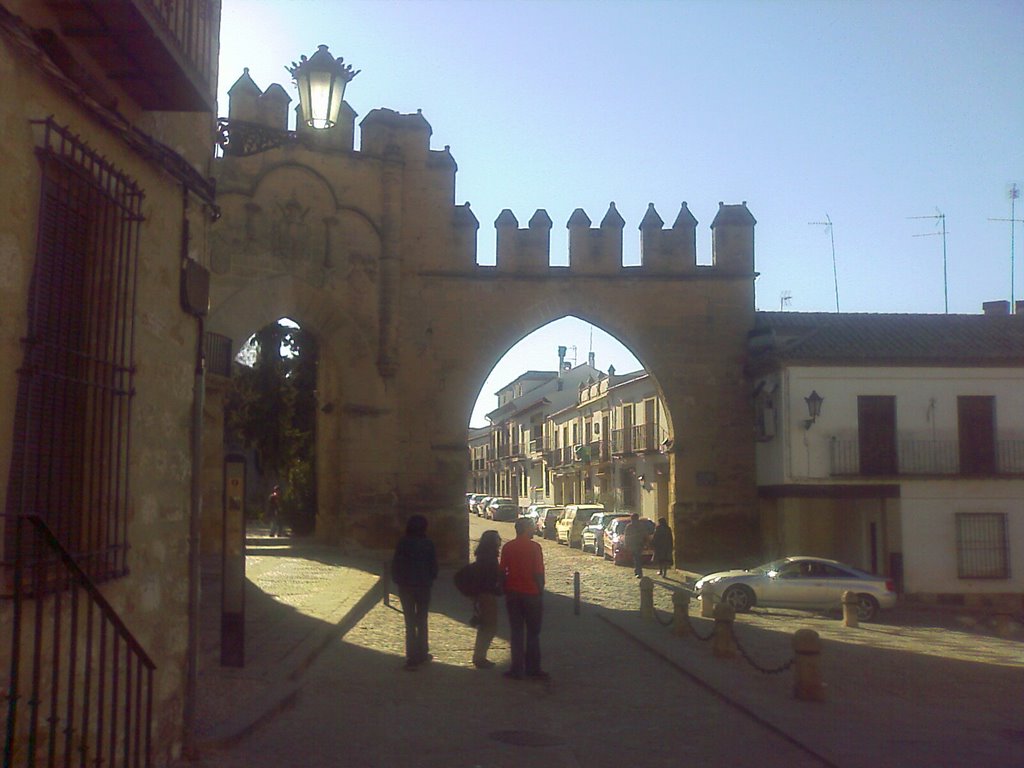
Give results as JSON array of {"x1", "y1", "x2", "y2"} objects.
[{"x1": 360, "y1": 108, "x2": 433, "y2": 160}]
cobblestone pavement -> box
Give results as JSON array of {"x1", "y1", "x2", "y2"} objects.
[{"x1": 189, "y1": 515, "x2": 1024, "y2": 767}]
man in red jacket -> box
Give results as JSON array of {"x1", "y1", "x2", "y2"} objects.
[{"x1": 499, "y1": 517, "x2": 548, "y2": 680}]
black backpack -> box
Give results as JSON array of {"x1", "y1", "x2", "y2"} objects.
[{"x1": 453, "y1": 561, "x2": 480, "y2": 597}]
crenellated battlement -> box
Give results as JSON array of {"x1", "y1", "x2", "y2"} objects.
[
  {"x1": 222, "y1": 68, "x2": 755, "y2": 277},
  {"x1": 483, "y1": 201, "x2": 755, "y2": 275}
]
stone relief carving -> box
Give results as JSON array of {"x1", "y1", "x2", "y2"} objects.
[{"x1": 271, "y1": 195, "x2": 310, "y2": 263}]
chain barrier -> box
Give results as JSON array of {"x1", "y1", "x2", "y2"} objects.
[
  {"x1": 727, "y1": 621, "x2": 796, "y2": 675},
  {"x1": 679, "y1": 590, "x2": 715, "y2": 641},
  {"x1": 653, "y1": 586, "x2": 795, "y2": 672}
]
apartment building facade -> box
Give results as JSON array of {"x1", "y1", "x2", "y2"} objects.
[
  {"x1": 1, "y1": 1, "x2": 221, "y2": 763},
  {"x1": 748, "y1": 309, "x2": 1024, "y2": 604}
]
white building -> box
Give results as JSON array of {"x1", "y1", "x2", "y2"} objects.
[{"x1": 748, "y1": 309, "x2": 1024, "y2": 605}]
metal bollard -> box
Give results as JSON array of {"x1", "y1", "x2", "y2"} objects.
[
  {"x1": 711, "y1": 603, "x2": 738, "y2": 658},
  {"x1": 639, "y1": 576, "x2": 655, "y2": 620},
  {"x1": 671, "y1": 589, "x2": 691, "y2": 636},
  {"x1": 574, "y1": 571, "x2": 581, "y2": 616},
  {"x1": 792, "y1": 628, "x2": 826, "y2": 701},
  {"x1": 700, "y1": 593, "x2": 716, "y2": 618},
  {"x1": 841, "y1": 590, "x2": 859, "y2": 628}
]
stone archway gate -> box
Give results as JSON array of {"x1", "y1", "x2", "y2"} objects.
[{"x1": 208, "y1": 97, "x2": 758, "y2": 566}]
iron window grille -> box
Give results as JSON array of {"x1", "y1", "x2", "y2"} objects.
[
  {"x1": 4, "y1": 118, "x2": 142, "y2": 587},
  {"x1": 955, "y1": 513, "x2": 1009, "y2": 580}
]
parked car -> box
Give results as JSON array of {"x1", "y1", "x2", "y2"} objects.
[
  {"x1": 580, "y1": 511, "x2": 622, "y2": 556},
  {"x1": 485, "y1": 497, "x2": 515, "y2": 520},
  {"x1": 535, "y1": 506, "x2": 564, "y2": 539},
  {"x1": 489, "y1": 499, "x2": 518, "y2": 522},
  {"x1": 520, "y1": 503, "x2": 547, "y2": 525},
  {"x1": 556, "y1": 503, "x2": 605, "y2": 548},
  {"x1": 692, "y1": 556, "x2": 897, "y2": 622},
  {"x1": 474, "y1": 496, "x2": 493, "y2": 516},
  {"x1": 603, "y1": 516, "x2": 655, "y2": 565}
]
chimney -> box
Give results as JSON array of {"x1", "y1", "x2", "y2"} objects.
[
  {"x1": 557, "y1": 346, "x2": 567, "y2": 377},
  {"x1": 588, "y1": 351, "x2": 596, "y2": 369},
  {"x1": 983, "y1": 300, "x2": 1010, "y2": 316}
]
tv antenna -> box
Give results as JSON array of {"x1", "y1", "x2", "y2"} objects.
[
  {"x1": 909, "y1": 209, "x2": 948, "y2": 313},
  {"x1": 808, "y1": 214, "x2": 840, "y2": 312},
  {"x1": 780, "y1": 291, "x2": 792, "y2": 310},
  {"x1": 988, "y1": 183, "x2": 1022, "y2": 313}
]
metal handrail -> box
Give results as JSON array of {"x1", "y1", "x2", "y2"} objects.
[{"x1": 3, "y1": 514, "x2": 154, "y2": 767}]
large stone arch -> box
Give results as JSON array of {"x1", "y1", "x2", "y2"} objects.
[{"x1": 209, "y1": 100, "x2": 758, "y2": 565}]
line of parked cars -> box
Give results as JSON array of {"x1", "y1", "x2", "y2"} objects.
[
  {"x1": 468, "y1": 496, "x2": 656, "y2": 568},
  {"x1": 466, "y1": 493, "x2": 897, "y2": 621},
  {"x1": 466, "y1": 493, "x2": 518, "y2": 522}
]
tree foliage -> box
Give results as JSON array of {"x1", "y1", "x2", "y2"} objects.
[{"x1": 226, "y1": 321, "x2": 317, "y2": 533}]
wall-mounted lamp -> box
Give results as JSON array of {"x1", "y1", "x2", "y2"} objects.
[{"x1": 803, "y1": 390, "x2": 824, "y2": 429}]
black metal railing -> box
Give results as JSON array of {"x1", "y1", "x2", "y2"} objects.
[
  {"x1": 2, "y1": 515, "x2": 155, "y2": 767},
  {"x1": 140, "y1": 0, "x2": 216, "y2": 88},
  {"x1": 830, "y1": 438, "x2": 1024, "y2": 476}
]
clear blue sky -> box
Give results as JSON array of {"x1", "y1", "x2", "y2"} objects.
[{"x1": 219, "y1": 0, "x2": 1024, "y2": 426}]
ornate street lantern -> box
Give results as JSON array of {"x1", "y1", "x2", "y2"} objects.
[
  {"x1": 287, "y1": 45, "x2": 359, "y2": 129},
  {"x1": 803, "y1": 390, "x2": 824, "y2": 429}
]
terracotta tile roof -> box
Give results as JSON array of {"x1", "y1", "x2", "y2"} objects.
[{"x1": 750, "y1": 311, "x2": 1024, "y2": 366}]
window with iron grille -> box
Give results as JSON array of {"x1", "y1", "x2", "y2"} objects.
[
  {"x1": 955, "y1": 513, "x2": 1009, "y2": 579},
  {"x1": 4, "y1": 119, "x2": 142, "y2": 584}
]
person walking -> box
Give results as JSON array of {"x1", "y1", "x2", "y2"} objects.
[
  {"x1": 391, "y1": 514, "x2": 438, "y2": 670},
  {"x1": 471, "y1": 530, "x2": 503, "y2": 669},
  {"x1": 624, "y1": 513, "x2": 647, "y2": 579},
  {"x1": 652, "y1": 517, "x2": 673, "y2": 577},
  {"x1": 267, "y1": 485, "x2": 284, "y2": 537},
  {"x1": 499, "y1": 517, "x2": 547, "y2": 681}
]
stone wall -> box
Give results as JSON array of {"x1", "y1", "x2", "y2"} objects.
[{"x1": 209, "y1": 73, "x2": 758, "y2": 568}]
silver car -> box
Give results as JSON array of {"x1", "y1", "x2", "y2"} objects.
[{"x1": 692, "y1": 556, "x2": 897, "y2": 622}]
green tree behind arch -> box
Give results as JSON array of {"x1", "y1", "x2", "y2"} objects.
[{"x1": 227, "y1": 321, "x2": 317, "y2": 534}]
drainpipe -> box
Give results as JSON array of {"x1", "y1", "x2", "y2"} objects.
[{"x1": 178, "y1": 187, "x2": 209, "y2": 759}]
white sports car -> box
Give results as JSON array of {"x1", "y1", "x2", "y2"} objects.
[{"x1": 692, "y1": 556, "x2": 897, "y2": 622}]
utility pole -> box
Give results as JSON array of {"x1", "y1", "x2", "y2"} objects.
[
  {"x1": 988, "y1": 183, "x2": 1022, "y2": 313},
  {"x1": 780, "y1": 291, "x2": 792, "y2": 311},
  {"x1": 809, "y1": 214, "x2": 840, "y2": 312},
  {"x1": 909, "y1": 210, "x2": 948, "y2": 313}
]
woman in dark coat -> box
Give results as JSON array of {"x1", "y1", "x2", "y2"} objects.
[
  {"x1": 471, "y1": 529, "x2": 503, "y2": 668},
  {"x1": 391, "y1": 514, "x2": 439, "y2": 669},
  {"x1": 652, "y1": 517, "x2": 674, "y2": 577}
]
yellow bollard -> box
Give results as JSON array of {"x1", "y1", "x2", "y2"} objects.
[
  {"x1": 700, "y1": 593, "x2": 716, "y2": 618},
  {"x1": 671, "y1": 589, "x2": 691, "y2": 636},
  {"x1": 711, "y1": 603, "x2": 738, "y2": 658},
  {"x1": 792, "y1": 628, "x2": 826, "y2": 701},
  {"x1": 841, "y1": 590, "x2": 859, "y2": 628},
  {"x1": 639, "y1": 576, "x2": 655, "y2": 620}
]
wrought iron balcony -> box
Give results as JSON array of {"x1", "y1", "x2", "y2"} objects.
[
  {"x1": 829, "y1": 438, "x2": 1024, "y2": 477},
  {"x1": 46, "y1": 0, "x2": 217, "y2": 111}
]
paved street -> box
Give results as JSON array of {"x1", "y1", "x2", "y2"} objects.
[{"x1": 189, "y1": 515, "x2": 1024, "y2": 767}]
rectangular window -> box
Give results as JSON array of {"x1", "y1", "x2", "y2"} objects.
[
  {"x1": 858, "y1": 396, "x2": 897, "y2": 475},
  {"x1": 4, "y1": 119, "x2": 142, "y2": 584},
  {"x1": 956, "y1": 513, "x2": 1009, "y2": 579},
  {"x1": 958, "y1": 396, "x2": 996, "y2": 475}
]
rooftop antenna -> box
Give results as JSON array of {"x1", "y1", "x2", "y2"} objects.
[
  {"x1": 806, "y1": 214, "x2": 839, "y2": 313},
  {"x1": 909, "y1": 209, "x2": 948, "y2": 313},
  {"x1": 780, "y1": 291, "x2": 792, "y2": 311},
  {"x1": 988, "y1": 183, "x2": 1022, "y2": 313}
]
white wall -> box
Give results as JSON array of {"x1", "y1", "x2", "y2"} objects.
[
  {"x1": 780, "y1": 366, "x2": 1024, "y2": 482},
  {"x1": 901, "y1": 479, "x2": 1024, "y2": 595}
]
